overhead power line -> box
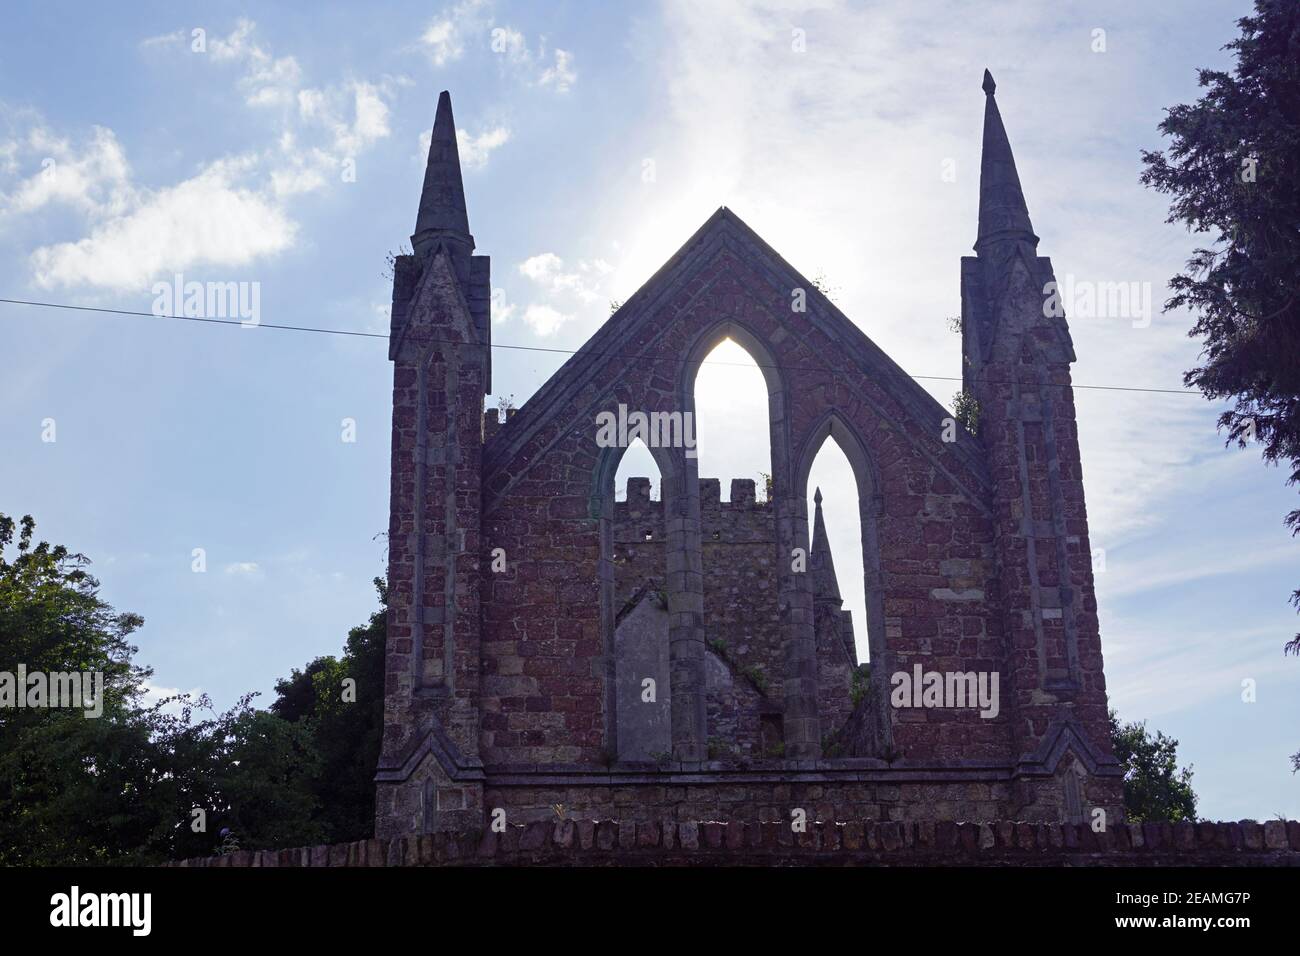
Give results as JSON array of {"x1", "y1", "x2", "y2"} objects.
[{"x1": 0, "y1": 295, "x2": 1198, "y2": 397}]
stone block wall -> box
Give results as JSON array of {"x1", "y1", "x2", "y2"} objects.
[
  {"x1": 611, "y1": 474, "x2": 871, "y2": 761},
  {"x1": 613, "y1": 475, "x2": 788, "y2": 759},
  {"x1": 166, "y1": 819, "x2": 1300, "y2": 867}
]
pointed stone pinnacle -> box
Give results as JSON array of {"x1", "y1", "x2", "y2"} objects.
[
  {"x1": 974, "y1": 70, "x2": 1038, "y2": 254},
  {"x1": 810, "y1": 487, "x2": 841, "y2": 605},
  {"x1": 412, "y1": 90, "x2": 472, "y2": 258}
]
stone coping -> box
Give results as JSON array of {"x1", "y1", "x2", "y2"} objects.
[{"x1": 165, "y1": 819, "x2": 1300, "y2": 867}]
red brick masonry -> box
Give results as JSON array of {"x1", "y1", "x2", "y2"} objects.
[{"x1": 167, "y1": 819, "x2": 1300, "y2": 867}]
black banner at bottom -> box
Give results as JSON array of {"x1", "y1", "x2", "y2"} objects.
[{"x1": 0, "y1": 864, "x2": 1287, "y2": 941}]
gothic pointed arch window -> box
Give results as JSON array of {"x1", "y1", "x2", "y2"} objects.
[
  {"x1": 795, "y1": 412, "x2": 892, "y2": 757},
  {"x1": 692, "y1": 337, "x2": 772, "y2": 501},
  {"x1": 600, "y1": 438, "x2": 673, "y2": 761},
  {"x1": 690, "y1": 334, "x2": 786, "y2": 757}
]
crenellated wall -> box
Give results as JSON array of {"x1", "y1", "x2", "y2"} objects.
[{"x1": 609, "y1": 475, "x2": 863, "y2": 760}]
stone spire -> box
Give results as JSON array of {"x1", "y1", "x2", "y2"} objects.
[
  {"x1": 810, "y1": 487, "x2": 842, "y2": 605},
  {"x1": 412, "y1": 90, "x2": 474, "y2": 261},
  {"x1": 974, "y1": 69, "x2": 1039, "y2": 255}
]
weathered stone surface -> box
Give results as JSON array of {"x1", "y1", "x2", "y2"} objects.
[
  {"x1": 618, "y1": 821, "x2": 637, "y2": 850},
  {"x1": 994, "y1": 822, "x2": 1012, "y2": 848},
  {"x1": 1015, "y1": 823, "x2": 1035, "y2": 850},
  {"x1": 555, "y1": 820, "x2": 575, "y2": 849},
  {"x1": 1125, "y1": 824, "x2": 1144, "y2": 850},
  {"x1": 679, "y1": 822, "x2": 699, "y2": 850},
  {"x1": 1264, "y1": 820, "x2": 1288, "y2": 850},
  {"x1": 725, "y1": 821, "x2": 746, "y2": 850},
  {"x1": 165, "y1": 819, "x2": 1300, "y2": 867},
  {"x1": 703, "y1": 822, "x2": 725, "y2": 849},
  {"x1": 637, "y1": 821, "x2": 660, "y2": 848},
  {"x1": 1241, "y1": 821, "x2": 1263, "y2": 850},
  {"x1": 517, "y1": 822, "x2": 548, "y2": 853},
  {"x1": 880, "y1": 822, "x2": 904, "y2": 851},
  {"x1": 595, "y1": 821, "x2": 617, "y2": 851},
  {"x1": 843, "y1": 821, "x2": 864, "y2": 850}
]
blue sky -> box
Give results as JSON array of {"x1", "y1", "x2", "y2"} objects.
[{"x1": 1, "y1": 0, "x2": 1296, "y2": 821}]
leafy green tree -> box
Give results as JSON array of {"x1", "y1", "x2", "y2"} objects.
[
  {"x1": 0, "y1": 513, "x2": 163, "y2": 864},
  {"x1": 1140, "y1": 2, "x2": 1300, "y2": 658},
  {"x1": 0, "y1": 514, "x2": 324, "y2": 864},
  {"x1": 270, "y1": 579, "x2": 386, "y2": 843},
  {"x1": 1108, "y1": 710, "x2": 1198, "y2": 823},
  {"x1": 153, "y1": 692, "x2": 325, "y2": 860}
]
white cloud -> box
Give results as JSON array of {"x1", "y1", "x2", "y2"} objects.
[
  {"x1": 416, "y1": 3, "x2": 575, "y2": 92},
  {"x1": 1101, "y1": 539, "x2": 1298, "y2": 601},
  {"x1": 139, "y1": 680, "x2": 205, "y2": 714},
  {"x1": 1104, "y1": 617, "x2": 1295, "y2": 720},
  {"x1": 147, "y1": 19, "x2": 304, "y2": 108},
  {"x1": 491, "y1": 25, "x2": 529, "y2": 64},
  {"x1": 242, "y1": 52, "x2": 303, "y2": 108},
  {"x1": 207, "y1": 19, "x2": 257, "y2": 62},
  {"x1": 350, "y1": 83, "x2": 391, "y2": 146},
  {"x1": 139, "y1": 29, "x2": 187, "y2": 50},
  {"x1": 457, "y1": 125, "x2": 511, "y2": 169},
  {"x1": 422, "y1": 20, "x2": 460, "y2": 65},
  {"x1": 268, "y1": 146, "x2": 332, "y2": 198},
  {"x1": 223, "y1": 561, "x2": 262, "y2": 576},
  {"x1": 518, "y1": 252, "x2": 610, "y2": 302},
  {"x1": 522, "y1": 303, "x2": 571, "y2": 336},
  {"x1": 538, "y1": 49, "x2": 577, "y2": 92},
  {"x1": 3, "y1": 125, "x2": 131, "y2": 216},
  {"x1": 421, "y1": 0, "x2": 490, "y2": 67},
  {"x1": 299, "y1": 80, "x2": 393, "y2": 157},
  {"x1": 417, "y1": 124, "x2": 512, "y2": 170},
  {"x1": 3, "y1": 19, "x2": 396, "y2": 290},
  {"x1": 512, "y1": 252, "x2": 612, "y2": 338},
  {"x1": 29, "y1": 157, "x2": 296, "y2": 289},
  {"x1": 491, "y1": 286, "x2": 516, "y2": 325}
]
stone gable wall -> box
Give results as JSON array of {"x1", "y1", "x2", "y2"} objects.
[
  {"x1": 478, "y1": 247, "x2": 1009, "y2": 774},
  {"x1": 385, "y1": 213, "x2": 1120, "y2": 831}
]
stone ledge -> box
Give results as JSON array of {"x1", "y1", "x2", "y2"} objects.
[{"x1": 164, "y1": 819, "x2": 1300, "y2": 867}]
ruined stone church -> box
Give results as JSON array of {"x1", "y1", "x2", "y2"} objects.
[{"x1": 374, "y1": 72, "x2": 1123, "y2": 840}]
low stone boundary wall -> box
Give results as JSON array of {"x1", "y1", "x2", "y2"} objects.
[{"x1": 166, "y1": 819, "x2": 1300, "y2": 867}]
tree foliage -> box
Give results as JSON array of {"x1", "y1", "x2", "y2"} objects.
[
  {"x1": 0, "y1": 514, "x2": 383, "y2": 864},
  {"x1": 1139, "y1": 1, "x2": 1300, "y2": 654},
  {"x1": 1108, "y1": 710, "x2": 1198, "y2": 823},
  {"x1": 270, "y1": 579, "x2": 386, "y2": 843}
]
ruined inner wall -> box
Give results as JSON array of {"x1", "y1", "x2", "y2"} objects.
[{"x1": 612, "y1": 476, "x2": 792, "y2": 760}]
